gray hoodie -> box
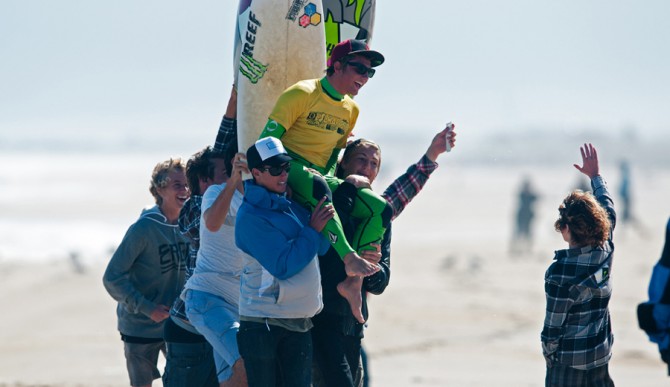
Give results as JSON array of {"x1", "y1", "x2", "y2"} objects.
[{"x1": 103, "y1": 205, "x2": 188, "y2": 339}]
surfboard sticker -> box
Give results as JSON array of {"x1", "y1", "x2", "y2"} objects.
[{"x1": 322, "y1": 0, "x2": 376, "y2": 56}]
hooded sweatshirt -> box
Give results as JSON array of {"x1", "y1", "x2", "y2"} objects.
[
  {"x1": 235, "y1": 180, "x2": 329, "y2": 320},
  {"x1": 103, "y1": 205, "x2": 188, "y2": 339}
]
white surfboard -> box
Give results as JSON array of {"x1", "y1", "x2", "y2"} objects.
[{"x1": 235, "y1": 0, "x2": 327, "y2": 162}]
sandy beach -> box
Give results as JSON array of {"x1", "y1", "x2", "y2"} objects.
[{"x1": 1, "y1": 163, "x2": 669, "y2": 387}]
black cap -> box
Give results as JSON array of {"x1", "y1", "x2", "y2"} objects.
[{"x1": 328, "y1": 39, "x2": 384, "y2": 68}]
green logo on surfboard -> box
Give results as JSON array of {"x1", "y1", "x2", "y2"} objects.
[{"x1": 239, "y1": 53, "x2": 268, "y2": 84}]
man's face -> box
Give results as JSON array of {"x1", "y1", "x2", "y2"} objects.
[
  {"x1": 253, "y1": 162, "x2": 290, "y2": 194},
  {"x1": 336, "y1": 55, "x2": 373, "y2": 96},
  {"x1": 157, "y1": 170, "x2": 190, "y2": 211},
  {"x1": 340, "y1": 144, "x2": 380, "y2": 183},
  {"x1": 210, "y1": 158, "x2": 228, "y2": 185}
]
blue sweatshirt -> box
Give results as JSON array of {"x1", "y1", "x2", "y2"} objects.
[{"x1": 235, "y1": 180, "x2": 329, "y2": 319}]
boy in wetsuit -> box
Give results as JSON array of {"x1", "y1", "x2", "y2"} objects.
[{"x1": 258, "y1": 39, "x2": 391, "y2": 323}]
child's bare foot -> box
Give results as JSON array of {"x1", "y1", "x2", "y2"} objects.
[
  {"x1": 343, "y1": 252, "x2": 378, "y2": 277},
  {"x1": 337, "y1": 276, "x2": 365, "y2": 323}
]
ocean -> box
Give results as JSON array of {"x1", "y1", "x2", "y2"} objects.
[{"x1": 2, "y1": 127, "x2": 669, "y2": 264}]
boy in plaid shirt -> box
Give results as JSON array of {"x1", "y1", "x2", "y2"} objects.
[{"x1": 541, "y1": 143, "x2": 616, "y2": 387}]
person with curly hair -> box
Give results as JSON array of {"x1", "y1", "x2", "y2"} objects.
[{"x1": 541, "y1": 143, "x2": 617, "y2": 387}]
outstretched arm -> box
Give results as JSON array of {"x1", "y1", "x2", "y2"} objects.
[{"x1": 382, "y1": 124, "x2": 458, "y2": 219}]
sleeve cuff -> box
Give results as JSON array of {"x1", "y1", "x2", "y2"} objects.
[{"x1": 591, "y1": 175, "x2": 606, "y2": 192}]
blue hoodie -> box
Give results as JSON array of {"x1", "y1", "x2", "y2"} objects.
[{"x1": 235, "y1": 180, "x2": 330, "y2": 319}]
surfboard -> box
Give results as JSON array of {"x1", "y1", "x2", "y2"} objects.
[
  {"x1": 235, "y1": 0, "x2": 327, "y2": 162},
  {"x1": 322, "y1": 0, "x2": 376, "y2": 55}
]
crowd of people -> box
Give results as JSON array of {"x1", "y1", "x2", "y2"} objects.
[
  {"x1": 102, "y1": 37, "x2": 670, "y2": 387},
  {"x1": 103, "y1": 39, "x2": 457, "y2": 387}
]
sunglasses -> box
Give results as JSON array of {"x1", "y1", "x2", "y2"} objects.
[
  {"x1": 261, "y1": 163, "x2": 291, "y2": 176},
  {"x1": 346, "y1": 61, "x2": 375, "y2": 78}
]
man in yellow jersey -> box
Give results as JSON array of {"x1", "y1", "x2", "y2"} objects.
[{"x1": 258, "y1": 39, "x2": 391, "y2": 322}]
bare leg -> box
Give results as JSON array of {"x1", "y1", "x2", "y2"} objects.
[
  {"x1": 221, "y1": 358, "x2": 248, "y2": 387},
  {"x1": 337, "y1": 276, "x2": 365, "y2": 324},
  {"x1": 343, "y1": 252, "x2": 378, "y2": 277}
]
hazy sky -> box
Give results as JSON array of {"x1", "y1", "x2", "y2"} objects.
[{"x1": 2, "y1": 0, "x2": 669, "y2": 152}]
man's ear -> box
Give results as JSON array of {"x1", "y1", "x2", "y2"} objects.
[{"x1": 333, "y1": 60, "x2": 344, "y2": 73}]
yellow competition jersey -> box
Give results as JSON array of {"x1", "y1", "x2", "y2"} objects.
[{"x1": 268, "y1": 79, "x2": 359, "y2": 169}]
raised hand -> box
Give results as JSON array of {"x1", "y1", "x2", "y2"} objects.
[
  {"x1": 573, "y1": 143, "x2": 600, "y2": 179},
  {"x1": 426, "y1": 123, "x2": 457, "y2": 162}
]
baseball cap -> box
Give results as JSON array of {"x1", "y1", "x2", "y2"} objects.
[
  {"x1": 327, "y1": 39, "x2": 384, "y2": 68},
  {"x1": 246, "y1": 137, "x2": 292, "y2": 170}
]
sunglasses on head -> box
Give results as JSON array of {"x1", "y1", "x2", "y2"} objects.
[
  {"x1": 261, "y1": 163, "x2": 291, "y2": 176},
  {"x1": 346, "y1": 61, "x2": 375, "y2": 78}
]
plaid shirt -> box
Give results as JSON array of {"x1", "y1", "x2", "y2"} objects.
[
  {"x1": 541, "y1": 175, "x2": 616, "y2": 370},
  {"x1": 382, "y1": 154, "x2": 438, "y2": 220},
  {"x1": 214, "y1": 116, "x2": 237, "y2": 153}
]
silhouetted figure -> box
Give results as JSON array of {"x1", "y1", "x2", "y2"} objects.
[
  {"x1": 510, "y1": 177, "x2": 539, "y2": 255},
  {"x1": 618, "y1": 160, "x2": 648, "y2": 237}
]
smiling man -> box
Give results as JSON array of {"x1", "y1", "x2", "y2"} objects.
[
  {"x1": 103, "y1": 158, "x2": 190, "y2": 387},
  {"x1": 235, "y1": 137, "x2": 333, "y2": 386},
  {"x1": 258, "y1": 39, "x2": 391, "y2": 323}
]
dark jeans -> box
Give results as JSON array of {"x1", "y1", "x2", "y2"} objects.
[
  {"x1": 162, "y1": 341, "x2": 218, "y2": 387},
  {"x1": 311, "y1": 324, "x2": 362, "y2": 387},
  {"x1": 237, "y1": 320, "x2": 312, "y2": 387}
]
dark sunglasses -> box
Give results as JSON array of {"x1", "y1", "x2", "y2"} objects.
[
  {"x1": 261, "y1": 163, "x2": 291, "y2": 176},
  {"x1": 346, "y1": 61, "x2": 375, "y2": 78}
]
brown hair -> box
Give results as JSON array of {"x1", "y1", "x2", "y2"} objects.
[
  {"x1": 554, "y1": 190, "x2": 611, "y2": 247},
  {"x1": 149, "y1": 157, "x2": 185, "y2": 205}
]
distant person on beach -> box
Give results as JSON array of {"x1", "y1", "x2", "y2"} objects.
[
  {"x1": 311, "y1": 125, "x2": 457, "y2": 387},
  {"x1": 619, "y1": 160, "x2": 632, "y2": 223},
  {"x1": 510, "y1": 176, "x2": 539, "y2": 255},
  {"x1": 637, "y1": 217, "x2": 670, "y2": 375},
  {"x1": 541, "y1": 143, "x2": 616, "y2": 387},
  {"x1": 618, "y1": 159, "x2": 647, "y2": 237},
  {"x1": 257, "y1": 39, "x2": 389, "y2": 323},
  {"x1": 162, "y1": 87, "x2": 241, "y2": 387},
  {"x1": 235, "y1": 137, "x2": 332, "y2": 387},
  {"x1": 103, "y1": 158, "x2": 189, "y2": 387}
]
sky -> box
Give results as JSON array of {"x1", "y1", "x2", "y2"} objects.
[{"x1": 2, "y1": 0, "x2": 670, "y2": 155}]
